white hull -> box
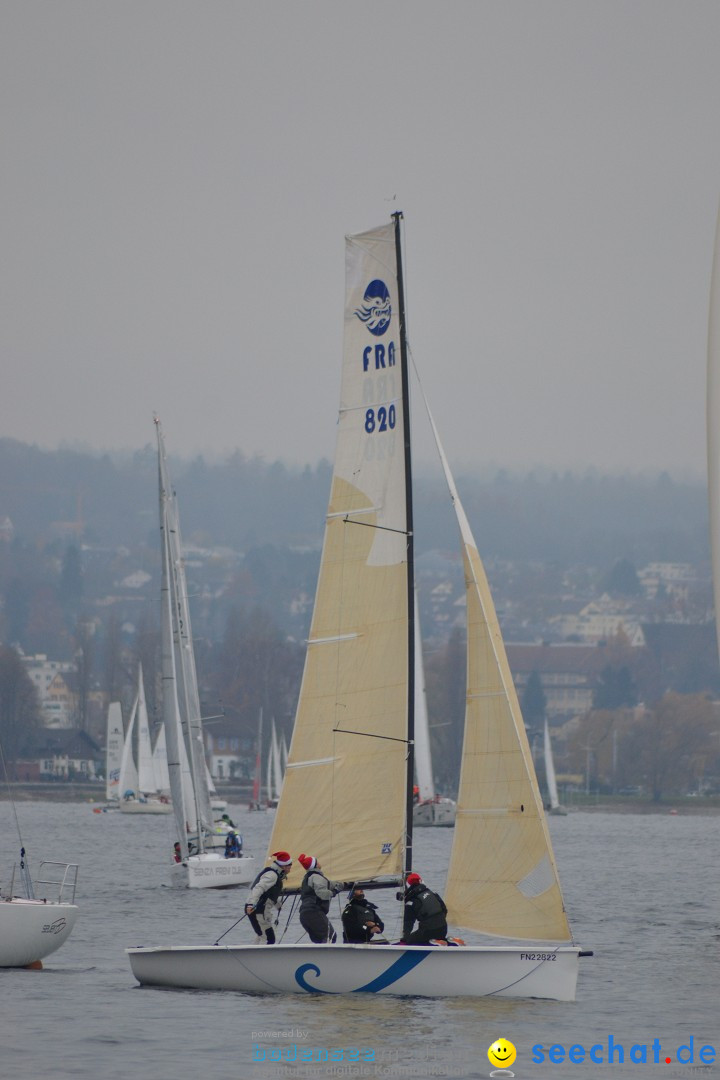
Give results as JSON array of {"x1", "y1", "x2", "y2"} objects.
[
  {"x1": 210, "y1": 799, "x2": 227, "y2": 813},
  {"x1": 413, "y1": 797, "x2": 456, "y2": 827},
  {"x1": 0, "y1": 899, "x2": 78, "y2": 967},
  {"x1": 548, "y1": 805, "x2": 569, "y2": 816},
  {"x1": 169, "y1": 853, "x2": 255, "y2": 889},
  {"x1": 127, "y1": 941, "x2": 581, "y2": 1000},
  {"x1": 120, "y1": 799, "x2": 172, "y2": 815}
]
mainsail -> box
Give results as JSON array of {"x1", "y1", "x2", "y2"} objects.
[
  {"x1": 118, "y1": 696, "x2": 139, "y2": 796},
  {"x1": 269, "y1": 222, "x2": 411, "y2": 886},
  {"x1": 136, "y1": 664, "x2": 157, "y2": 794},
  {"x1": 105, "y1": 701, "x2": 124, "y2": 802},
  {"x1": 157, "y1": 419, "x2": 203, "y2": 853},
  {"x1": 426, "y1": 406, "x2": 572, "y2": 941}
]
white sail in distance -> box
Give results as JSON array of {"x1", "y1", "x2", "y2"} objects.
[
  {"x1": 118, "y1": 697, "x2": 139, "y2": 796},
  {"x1": 105, "y1": 701, "x2": 124, "y2": 802}
]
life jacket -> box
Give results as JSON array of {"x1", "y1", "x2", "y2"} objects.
[
  {"x1": 251, "y1": 865, "x2": 284, "y2": 912},
  {"x1": 300, "y1": 870, "x2": 330, "y2": 913},
  {"x1": 411, "y1": 887, "x2": 447, "y2": 923}
]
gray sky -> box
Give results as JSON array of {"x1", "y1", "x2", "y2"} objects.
[{"x1": 2, "y1": 1, "x2": 719, "y2": 478}]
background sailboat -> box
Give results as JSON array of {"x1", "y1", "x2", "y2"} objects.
[
  {"x1": 265, "y1": 719, "x2": 283, "y2": 809},
  {"x1": 128, "y1": 217, "x2": 586, "y2": 998},
  {"x1": 248, "y1": 708, "x2": 265, "y2": 811},
  {"x1": 412, "y1": 596, "x2": 456, "y2": 828},
  {"x1": 119, "y1": 665, "x2": 172, "y2": 814},
  {"x1": 1, "y1": 741, "x2": 79, "y2": 967},
  {"x1": 543, "y1": 718, "x2": 568, "y2": 816},
  {"x1": 93, "y1": 700, "x2": 124, "y2": 811},
  {"x1": 156, "y1": 419, "x2": 253, "y2": 889}
]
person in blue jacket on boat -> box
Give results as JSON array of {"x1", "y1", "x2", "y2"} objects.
[{"x1": 224, "y1": 830, "x2": 242, "y2": 858}]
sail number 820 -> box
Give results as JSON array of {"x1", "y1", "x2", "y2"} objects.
[{"x1": 365, "y1": 405, "x2": 396, "y2": 434}]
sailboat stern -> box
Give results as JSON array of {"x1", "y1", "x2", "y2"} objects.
[
  {"x1": 0, "y1": 899, "x2": 78, "y2": 967},
  {"x1": 170, "y1": 853, "x2": 255, "y2": 889}
]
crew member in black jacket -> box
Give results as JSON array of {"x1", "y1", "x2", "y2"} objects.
[
  {"x1": 401, "y1": 872, "x2": 448, "y2": 944},
  {"x1": 341, "y1": 886, "x2": 385, "y2": 943}
]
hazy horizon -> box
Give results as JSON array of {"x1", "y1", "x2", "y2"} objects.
[{"x1": 3, "y1": 2, "x2": 719, "y2": 481}]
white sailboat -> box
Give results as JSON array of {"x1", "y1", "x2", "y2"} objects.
[
  {"x1": 265, "y1": 719, "x2": 284, "y2": 809},
  {"x1": 155, "y1": 419, "x2": 254, "y2": 889},
  {"x1": 119, "y1": 665, "x2": 172, "y2": 815},
  {"x1": 412, "y1": 597, "x2": 456, "y2": 828},
  {"x1": 1, "y1": 747, "x2": 79, "y2": 967},
  {"x1": 93, "y1": 700, "x2": 124, "y2": 811},
  {"x1": 128, "y1": 216, "x2": 588, "y2": 998},
  {"x1": 543, "y1": 718, "x2": 568, "y2": 816}
]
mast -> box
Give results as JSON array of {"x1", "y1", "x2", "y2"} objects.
[
  {"x1": 156, "y1": 417, "x2": 190, "y2": 860},
  {"x1": 708, "y1": 205, "x2": 720, "y2": 664},
  {"x1": 392, "y1": 210, "x2": 415, "y2": 877}
]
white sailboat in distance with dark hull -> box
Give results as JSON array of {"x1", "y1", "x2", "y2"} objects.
[{"x1": 128, "y1": 216, "x2": 589, "y2": 999}]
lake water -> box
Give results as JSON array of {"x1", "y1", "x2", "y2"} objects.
[{"x1": 0, "y1": 801, "x2": 717, "y2": 1080}]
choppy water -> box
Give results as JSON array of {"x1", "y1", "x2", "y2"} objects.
[{"x1": 0, "y1": 801, "x2": 717, "y2": 1080}]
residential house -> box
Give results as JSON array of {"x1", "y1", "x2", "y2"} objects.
[
  {"x1": 21, "y1": 654, "x2": 78, "y2": 728},
  {"x1": 507, "y1": 642, "x2": 612, "y2": 723},
  {"x1": 18, "y1": 728, "x2": 102, "y2": 781}
]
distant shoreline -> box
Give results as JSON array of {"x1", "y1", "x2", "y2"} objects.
[
  {"x1": 2, "y1": 783, "x2": 719, "y2": 814},
  {"x1": 0, "y1": 781, "x2": 252, "y2": 804}
]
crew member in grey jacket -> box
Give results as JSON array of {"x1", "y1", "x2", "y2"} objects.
[
  {"x1": 297, "y1": 853, "x2": 342, "y2": 943},
  {"x1": 244, "y1": 851, "x2": 293, "y2": 944}
]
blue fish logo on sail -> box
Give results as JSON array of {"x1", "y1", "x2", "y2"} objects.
[{"x1": 355, "y1": 280, "x2": 391, "y2": 336}]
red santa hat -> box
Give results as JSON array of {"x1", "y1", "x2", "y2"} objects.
[
  {"x1": 271, "y1": 851, "x2": 292, "y2": 867},
  {"x1": 298, "y1": 853, "x2": 317, "y2": 871}
]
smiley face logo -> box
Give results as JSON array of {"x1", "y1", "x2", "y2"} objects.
[{"x1": 488, "y1": 1039, "x2": 517, "y2": 1069}]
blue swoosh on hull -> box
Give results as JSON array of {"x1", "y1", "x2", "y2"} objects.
[{"x1": 295, "y1": 950, "x2": 432, "y2": 994}]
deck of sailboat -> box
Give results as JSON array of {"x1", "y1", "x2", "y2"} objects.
[{"x1": 126, "y1": 941, "x2": 581, "y2": 999}]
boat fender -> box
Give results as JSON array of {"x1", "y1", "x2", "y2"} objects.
[{"x1": 579, "y1": 950, "x2": 594, "y2": 957}]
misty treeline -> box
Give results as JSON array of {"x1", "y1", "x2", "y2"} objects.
[
  {"x1": 0, "y1": 437, "x2": 709, "y2": 564},
  {"x1": 0, "y1": 437, "x2": 717, "y2": 794}
]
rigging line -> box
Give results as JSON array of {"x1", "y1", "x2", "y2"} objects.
[
  {"x1": 0, "y1": 739, "x2": 26, "y2": 852},
  {"x1": 213, "y1": 912, "x2": 248, "y2": 946},
  {"x1": 278, "y1": 894, "x2": 300, "y2": 944},
  {"x1": 333, "y1": 728, "x2": 412, "y2": 745},
  {"x1": 342, "y1": 517, "x2": 410, "y2": 536}
]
